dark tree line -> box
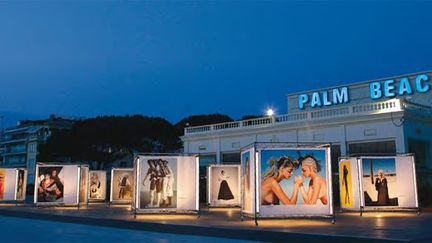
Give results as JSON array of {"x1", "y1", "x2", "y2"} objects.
[{"x1": 38, "y1": 114, "x2": 234, "y2": 168}]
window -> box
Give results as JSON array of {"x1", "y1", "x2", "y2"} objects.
[
  {"x1": 7, "y1": 144, "x2": 26, "y2": 153},
  {"x1": 221, "y1": 152, "x2": 240, "y2": 164},
  {"x1": 198, "y1": 154, "x2": 216, "y2": 204},
  {"x1": 408, "y1": 139, "x2": 431, "y2": 170},
  {"x1": 348, "y1": 140, "x2": 396, "y2": 156},
  {"x1": 5, "y1": 155, "x2": 26, "y2": 165},
  {"x1": 198, "y1": 154, "x2": 216, "y2": 177},
  {"x1": 199, "y1": 154, "x2": 216, "y2": 167}
]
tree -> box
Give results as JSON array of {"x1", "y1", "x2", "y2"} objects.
[
  {"x1": 241, "y1": 114, "x2": 262, "y2": 120},
  {"x1": 38, "y1": 115, "x2": 181, "y2": 169},
  {"x1": 175, "y1": 113, "x2": 233, "y2": 135}
]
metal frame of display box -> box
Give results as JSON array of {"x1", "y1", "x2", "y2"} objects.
[
  {"x1": 361, "y1": 154, "x2": 419, "y2": 216},
  {"x1": 131, "y1": 153, "x2": 200, "y2": 218},
  {"x1": 337, "y1": 156, "x2": 359, "y2": 213},
  {"x1": 206, "y1": 164, "x2": 241, "y2": 209},
  {"x1": 338, "y1": 154, "x2": 420, "y2": 216},
  {"x1": 33, "y1": 163, "x2": 89, "y2": 209},
  {"x1": 0, "y1": 168, "x2": 27, "y2": 205},
  {"x1": 240, "y1": 142, "x2": 336, "y2": 226}
]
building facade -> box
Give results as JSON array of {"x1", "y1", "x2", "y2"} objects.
[
  {"x1": 0, "y1": 115, "x2": 78, "y2": 183},
  {"x1": 181, "y1": 71, "x2": 432, "y2": 204}
]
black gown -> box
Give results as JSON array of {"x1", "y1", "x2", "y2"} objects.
[
  {"x1": 375, "y1": 178, "x2": 390, "y2": 206},
  {"x1": 217, "y1": 178, "x2": 234, "y2": 200}
]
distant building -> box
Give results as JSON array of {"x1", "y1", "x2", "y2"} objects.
[{"x1": 0, "y1": 115, "x2": 79, "y2": 184}]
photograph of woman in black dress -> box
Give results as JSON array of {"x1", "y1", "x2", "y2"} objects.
[
  {"x1": 375, "y1": 169, "x2": 390, "y2": 206},
  {"x1": 210, "y1": 165, "x2": 240, "y2": 206},
  {"x1": 362, "y1": 158, "x2": 398, "y2": 207},
  {"x1": 217, "y1": 170, "x2": 234, "y2": 200}
]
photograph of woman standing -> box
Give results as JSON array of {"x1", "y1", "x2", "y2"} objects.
[
  {"x1": 161, "y1": 159, "x2": 174, "y2": 207},
  {"x1": 16, "y1": 170, "x2": 25, "y2": 200},
  {"x1": 142, "y1": 159, "x2": 157, "y2": 207},
  {"x1": 118, "y1": 173, "x2": 132, "y2": 199},
  {"x1": 242, "y1": 153, "x2": 251, "y2": 211},
  {"x1": 217, "y1": 170, "x2": 234, "y2": 200},
  {"x1": 362, "y1": 158, "x2": 398, "y2": 207},
  {"x1": 342, "y1": 164, "x2": 350, "y2": 205},
  {"x1": 375, "y1": 169, "x2": 390, "y2": 206},
  {"x1": 141, "y1": 158, "x2": 177, "y2": 209}
]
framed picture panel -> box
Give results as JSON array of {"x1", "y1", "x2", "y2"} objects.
[
  {"x1": 207, "y1": 165, "x2": 241, "y2": 207},
  {"x1": 110, "y1": 168, "x2": 134, "y2": 204},
  {"x1": 134, "y1": 155, "x2": 199, "y2": 214}
]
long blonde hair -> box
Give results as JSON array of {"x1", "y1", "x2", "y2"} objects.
[{"x1": 263, "y1": 156, "x2": 299, "y2": 180}]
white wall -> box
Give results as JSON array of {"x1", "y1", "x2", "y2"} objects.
[{"x1": 184, "y1": 115, "x2": 410, "y2": 163}]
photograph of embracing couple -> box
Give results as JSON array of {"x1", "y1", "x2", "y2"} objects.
[
  {"x1": 37, "y1": 166, "x2": 64, "y2": 203},
  {"x1": 260, "y1": 149, "x2": 328, "y2": 206}
]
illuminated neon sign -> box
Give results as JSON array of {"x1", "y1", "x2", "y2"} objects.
[
  {"x1": 298, "y1": 73, "x2": 430, "y2": 110},
  {"x1": 298, "y1": 87, "x2": 349, "y2": 109},
  {"x1": 370, "y1": 74, "x2": 430, "y2": 99}
]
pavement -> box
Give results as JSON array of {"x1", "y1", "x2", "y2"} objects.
[
  {"x1": 0, "y1": 215, "x2": 253, "y2": 243},
  {"x1": 0, "y1": 203, "x2": 431, "y2": 242}
]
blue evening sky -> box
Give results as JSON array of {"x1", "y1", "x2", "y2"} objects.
[
  {"x1": 362, "y1": 158, "x2": 396, "y2": 175},
  {"x1": 1, "y1": 1, "x2": 431, "y2": 126}
]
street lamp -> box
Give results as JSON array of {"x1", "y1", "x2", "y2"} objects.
[{"x1": 266, "y1": 108, "x2": 274, "y2": 116}]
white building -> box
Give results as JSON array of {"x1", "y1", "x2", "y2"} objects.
[
  {"x1": 0, "y1": 115, "x2": 78, "y2": 183},
  {"x1": 182, "y1": 71, "x2": 432, "y2": 174}
]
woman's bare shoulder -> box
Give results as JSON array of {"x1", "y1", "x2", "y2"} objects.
[
  {"x1": 316, "y1": 176, "x2": 326, "y2": 184},
  {"x1": 263, "y1": 177, "x2": 277, "y2": 186}
]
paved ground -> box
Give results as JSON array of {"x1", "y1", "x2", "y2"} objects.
[
  {"x1": 0, "y1": 203, "x2": 431, "y2": 242},
  {"x1": 0, "y1": 215, "x2": 254, "y2": 243}
]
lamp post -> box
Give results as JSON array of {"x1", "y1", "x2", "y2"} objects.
[
  {"x1": 266, "y1": 108, "x2": 276, "y2": 124},
  {"x1": 266, "y1": 109, "x2": 274, "y2": 117}
]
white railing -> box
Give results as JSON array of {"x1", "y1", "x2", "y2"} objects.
[
  {"x1": 352, "y1": 99, "x2": 401, "y2": 114},
  {"x1": 214, "y1": 121, "x2": 240, "y2": 130},
  {"x1": 242, "y1": 117, "x2": 273, "y2": 127},
  {"x1": 185, "y1": 125, "x2": 212, "y2": 133},
  {"x1": 184, "y1": 98, "x2": 405, "y2": 135}
]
